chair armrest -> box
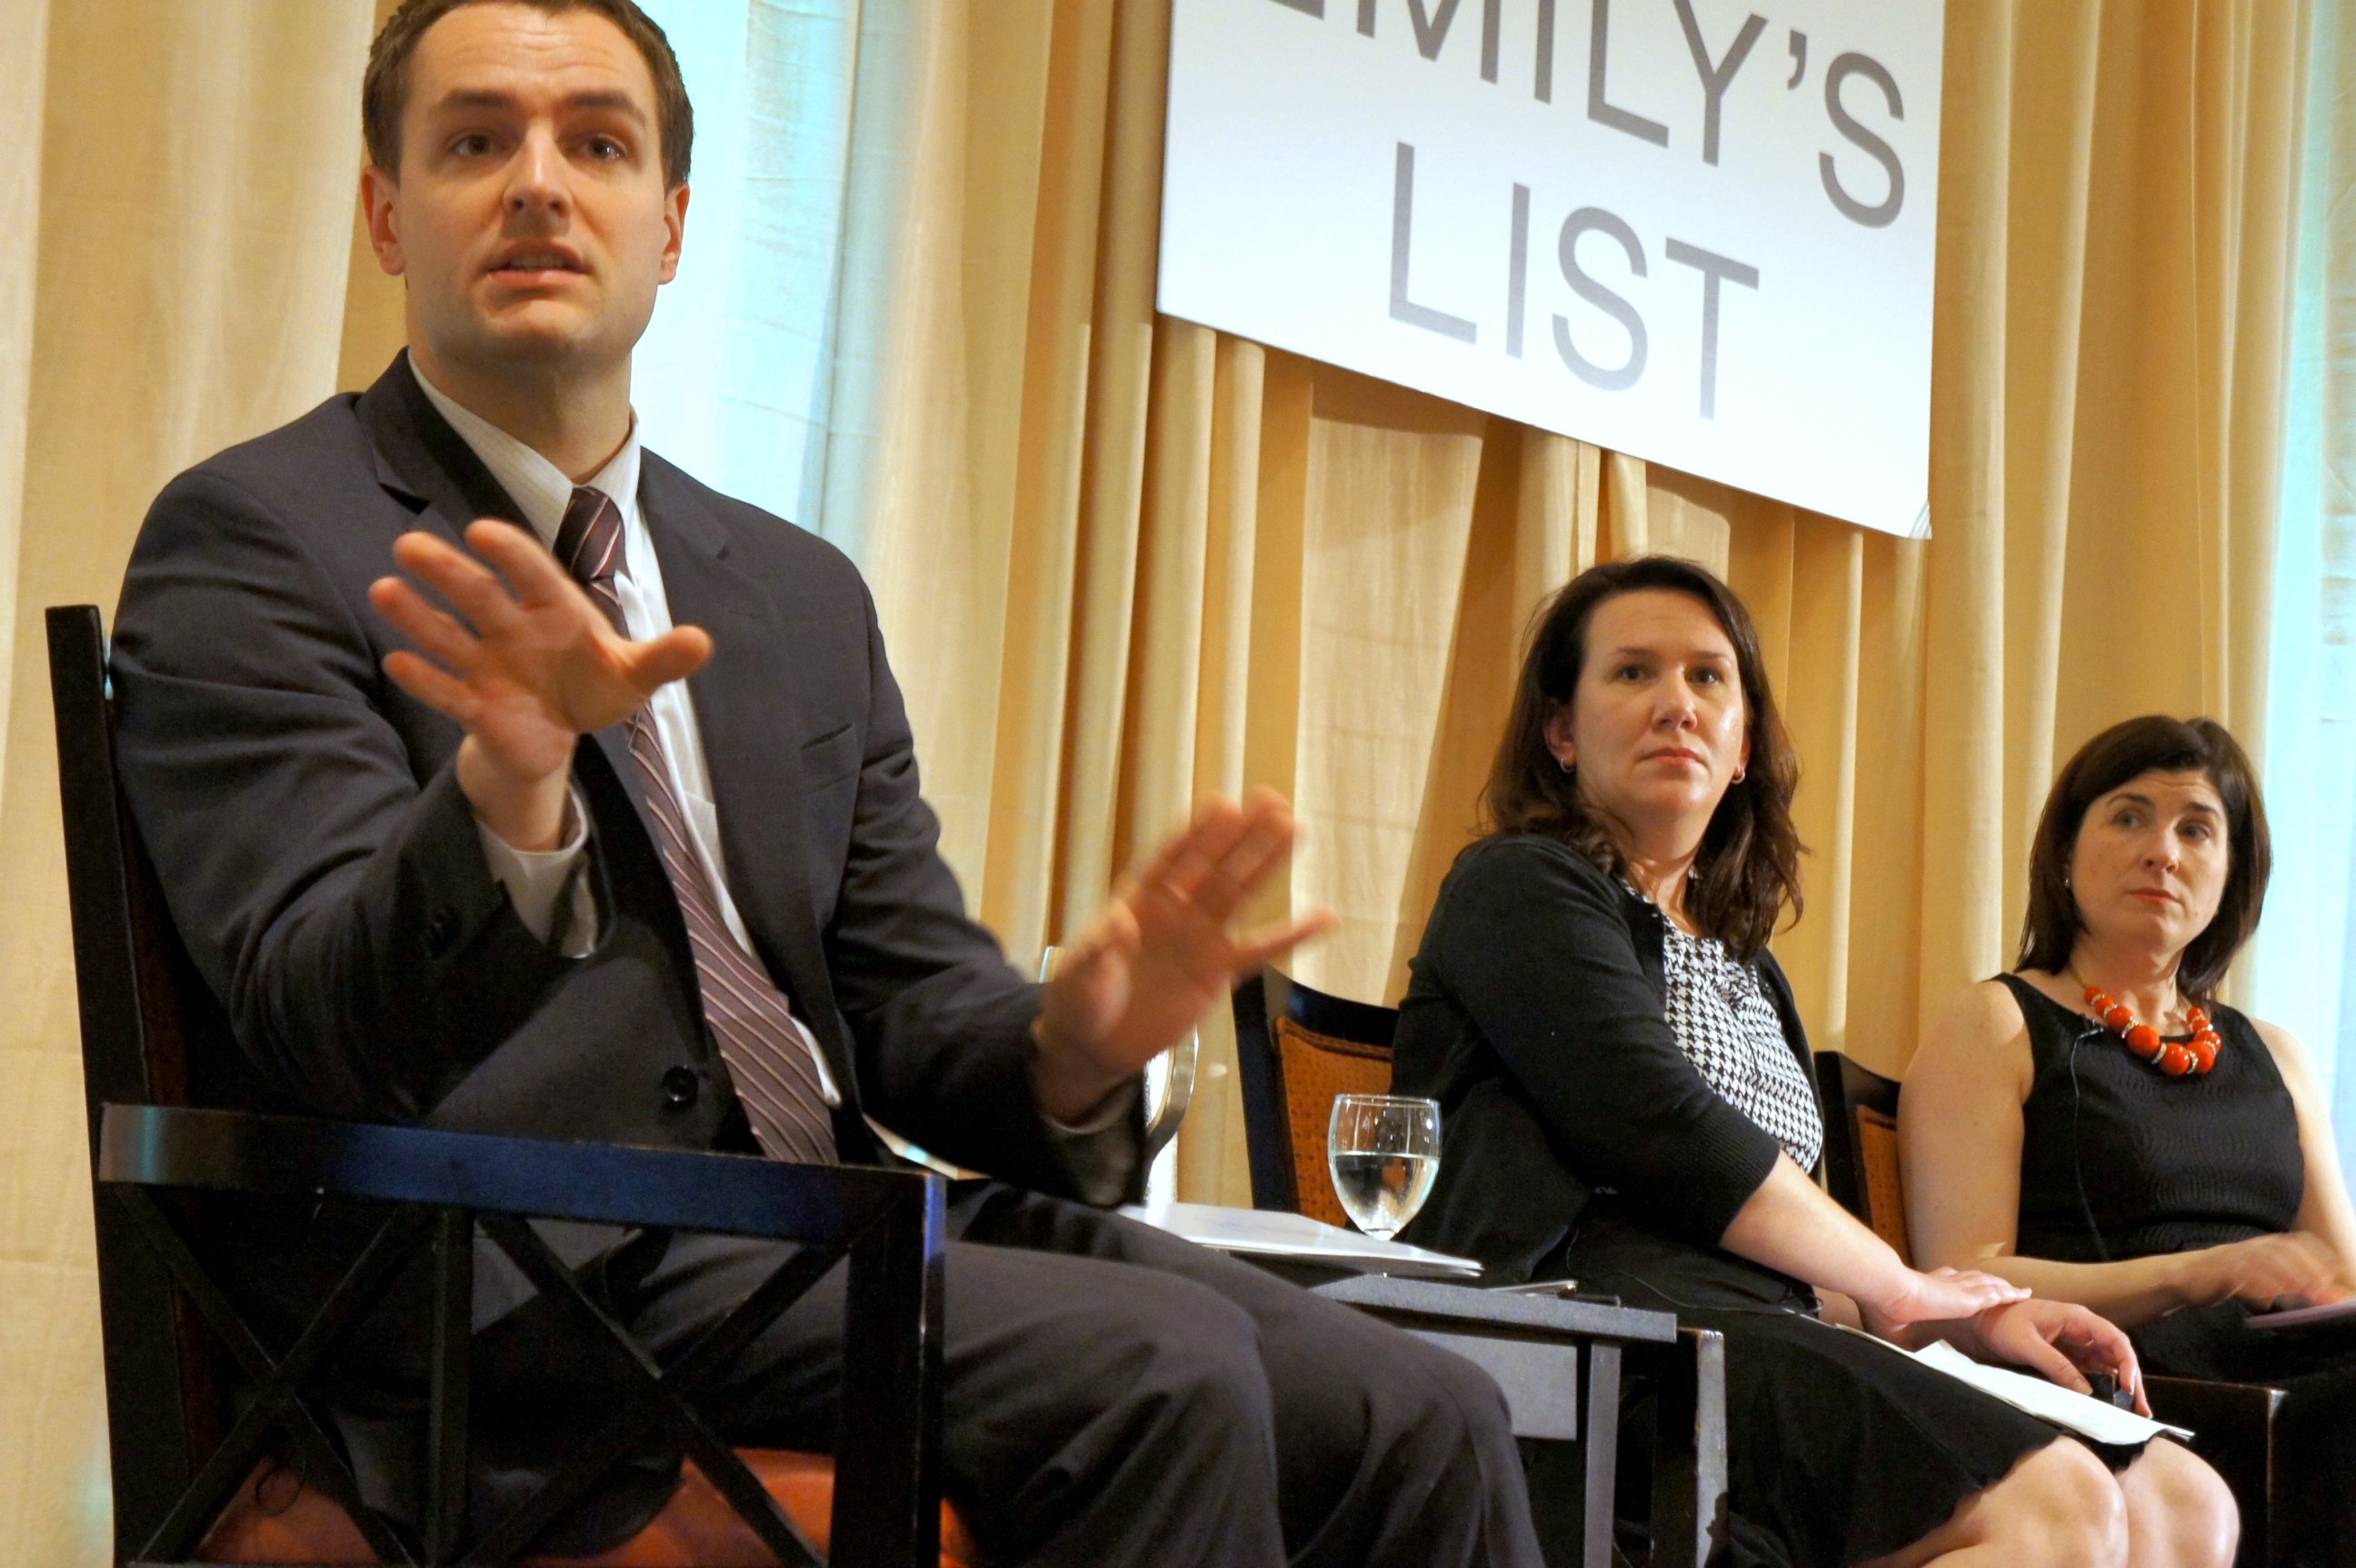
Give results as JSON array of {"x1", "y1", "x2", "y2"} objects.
[
  {"x1": 2145, "y1": 1373, "x2": 2285, "y2": 1440},
  {"x1": 2145, "y1": 1375, "x2": 2284, "y2": 1568},
  {"x1": 97, "y1": 1103, "x2": 933, "y2": 1243},
  {"x1": 97, "y1": 1103, "x2": 947, "y2": 1566}
]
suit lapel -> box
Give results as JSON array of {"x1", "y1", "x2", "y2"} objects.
[
  {"x1": 357, "y1": 355, "x2": 653, "y2": 823},
  {"x1": 356, "y1": 352, "x2": 530, "y2": 540},
  {"x1": 638, "y1": 458, "x2": 854, "y2": 1087}
]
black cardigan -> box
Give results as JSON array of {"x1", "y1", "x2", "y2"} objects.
[{"x1": 1393, "y1": 834, "x2": 1818, "y2": 1287}]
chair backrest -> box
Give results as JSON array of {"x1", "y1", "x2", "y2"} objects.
[
  {"x1": 1813, "y1": 1051, "x2": 1912, "y2": 1261},
  {"x1": 47, "y1": 604, "x2": 234, "y2": 1556},
  {"x1": 1230, "y1": 968, "x2": 1398, "y2": 1227}
]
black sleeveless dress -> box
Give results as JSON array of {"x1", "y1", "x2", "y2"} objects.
[{"x1": 2002, "y1": 974, "x2": 2356, "y2": 1566}]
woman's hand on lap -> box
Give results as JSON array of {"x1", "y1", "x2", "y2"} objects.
[
  {"x1": 1963, "y1": 1299, "x2": 2150, "y2": 1415},
  {"x1": 2178, "y1": 1232, "x2": 2352, "y2": 1312},
  {"x1": 1861, "y1": 1265, "x2": 2028, "y2": 1342}
]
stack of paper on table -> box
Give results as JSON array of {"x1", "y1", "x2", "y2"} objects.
[{"x1": 1123, "y1": 1200, "x2": 1482, "y2": 1280}]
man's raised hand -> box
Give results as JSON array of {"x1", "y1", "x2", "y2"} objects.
[
  {"x1": 1033, "y1": 788, "x2": 1339, "y2": 1124},
  {"x1": 368, "y1": 520, "x2": 711, "y2": 850}
]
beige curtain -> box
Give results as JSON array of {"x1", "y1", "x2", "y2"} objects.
[
  {"x1": 0, "y1": 0, "x2": 2315, "y2": 1559},
  {"x1": 0, "y1": 4, "x2": 380, "y2": 1561}
]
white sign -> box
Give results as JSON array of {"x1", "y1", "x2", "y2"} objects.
[{"x1": 1159, "y1": 0, "x2": 1945, "y2": 536}]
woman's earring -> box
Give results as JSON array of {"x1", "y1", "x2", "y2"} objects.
[
  {"x1": 1556, "y1": 755, "x2": 1574, "y2": 774},
  {"x1": 1732, "y1": 766, "x2": 1747, "y2": 784}
]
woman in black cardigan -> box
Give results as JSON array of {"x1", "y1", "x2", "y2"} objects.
[{"x1": 1393, "y1": 556, "x2": 2233, "y2": 1568}]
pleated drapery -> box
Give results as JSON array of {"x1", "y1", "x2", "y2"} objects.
[
  {"x1": 0, "y1": 5, "x2": 381, "y2": 1560},
  {"x1": 0, "y1": 3, "x2": 2318, "y2": 1560}
]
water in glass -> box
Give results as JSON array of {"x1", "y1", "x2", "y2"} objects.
[{"x1": 1327, "y1": 1094, "x2": 1440, "y2": 1241}]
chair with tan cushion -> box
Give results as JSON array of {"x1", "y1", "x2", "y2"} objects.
[{"x1": 1227, "y1": 967, "x2": 1398, "y2": 1224}]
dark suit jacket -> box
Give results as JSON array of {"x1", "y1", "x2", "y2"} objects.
[
  {"x1": 110, "y1": 355, "x2": 1134, "y2": 1406},
  {"x1": 1393, "y1": 834, "x2": 1816, "y2": 1293}
]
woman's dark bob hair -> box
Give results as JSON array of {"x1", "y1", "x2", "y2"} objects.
[
  {"x1": 1484, "y1": 554, "x2": 1803, "y2": 959},
  {"x1": 2017, "y1": 715, "x2": 2271, "y2": 1001}
]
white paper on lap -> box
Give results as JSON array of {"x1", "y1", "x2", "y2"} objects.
[{"x1": 1907, "y1": 1339, "x2": 2191, "y2": 1444}]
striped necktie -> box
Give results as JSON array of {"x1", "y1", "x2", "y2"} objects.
[{"x1": 554, "y1": 485, "x2": 838, "y2": 1165}]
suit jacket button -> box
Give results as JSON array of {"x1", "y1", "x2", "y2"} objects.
[
  {"x1": 424, "y1": 907, "x2": 460, "y2": 956},
  {"x1": 661, "y1": 1066, "x2": 699, "y2": 1109}
]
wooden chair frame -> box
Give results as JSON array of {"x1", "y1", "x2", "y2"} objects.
[
  {"x1": 51, "y1": 604, "x2": 947, "y2": 1568},
  {"x1": 1230, "y1": 966, "x2": 1399, "y2": 1216}
]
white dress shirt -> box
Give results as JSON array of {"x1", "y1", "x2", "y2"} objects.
[{"x1": 413, "y1": 363, "x2": 842, "y2": 1106}]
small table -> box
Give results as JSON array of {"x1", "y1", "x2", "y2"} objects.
[{"x1": 1313, "y1": 1274, "x2": 1726, "y2": 1568}]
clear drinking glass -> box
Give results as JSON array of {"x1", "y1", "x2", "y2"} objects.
[{"x1": 1326, "y1": 1094, "x2": 1442, "y2": 1241}]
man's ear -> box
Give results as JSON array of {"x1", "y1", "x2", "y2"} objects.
[
  {"x1": 360, "y1": 165, "x2": 405, "y2": 277},
  {"x1": 657, "y1": 181, "x2": 690, "y2": 285}
]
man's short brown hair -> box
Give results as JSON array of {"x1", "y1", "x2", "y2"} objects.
[{"x1": 364, "y1": 0, "x2": 694, "y2": 188}]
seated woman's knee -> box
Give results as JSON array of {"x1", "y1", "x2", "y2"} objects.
[
  {"x1": 2001, "y1": 1440, "x2": 2131, "y2": 1568},
  {"x1": 2124, "y1": 1440, "x2": 2238, "y2": 1568}
]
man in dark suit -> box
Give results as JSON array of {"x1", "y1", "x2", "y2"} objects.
[{"x1": 109, "y1": 2, "x2": 1542, "y2": 1563}]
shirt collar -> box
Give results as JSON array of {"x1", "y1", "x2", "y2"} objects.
[{"x1": 408, "y1": 358, "x2": 643, "y2": 555}]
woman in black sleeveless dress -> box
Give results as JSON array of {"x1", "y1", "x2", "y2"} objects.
[
  {"x1": 1397, "y1": 560, "x2": 2234, "y2": 1568},
  {"x1": 1906, "y1": 716, "x2": 2356, "y2": 1565}
]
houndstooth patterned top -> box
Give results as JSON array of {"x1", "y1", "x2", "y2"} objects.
[{"x1": 1654, "y1": 910, "x2": 1822, "y2": 1172}]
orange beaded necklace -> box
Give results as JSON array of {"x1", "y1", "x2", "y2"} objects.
[{"x1": 2076, "y1": 976, "x2": 2221, "y2": 1077}]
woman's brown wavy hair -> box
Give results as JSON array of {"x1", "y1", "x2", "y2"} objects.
[
  {"x1": 2016, "y1": 715, "x2": 2270, "y2": 1002},
  {"x1": 1483, "y1": 555, "x2": 1804, "y2": 959}
]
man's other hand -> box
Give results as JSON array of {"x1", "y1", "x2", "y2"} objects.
[
  {"x1": 1032, "y1": 788, "x2": 1339, "y2": 1124},
  {"x1": 369, "y1": 520, "x2": 711, "y2": 850}
]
